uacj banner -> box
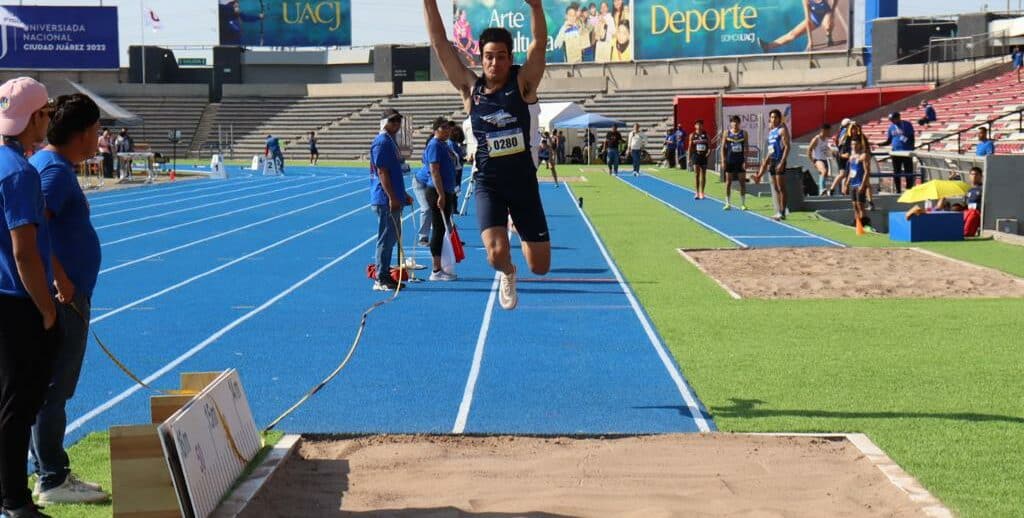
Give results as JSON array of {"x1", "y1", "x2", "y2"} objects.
[
  {"x1": 452, "y1": 0, "x2": 635, "y2": 66},
  {"x1": 0, "y1": 6, "x2": 118, "y2": 69},
  {"x1": 635, "y1": 0, "x2": 849, "y2": 60},
  {"x1": 219, "y1": 0, "x2": 351, "y2": 47}
]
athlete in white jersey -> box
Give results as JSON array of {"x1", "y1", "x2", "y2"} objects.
[{"x1": 807, "y1": 123, "x2": 832, "y2": 196}]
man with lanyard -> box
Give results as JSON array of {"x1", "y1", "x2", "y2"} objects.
[
  {"x1": 369, "y1": 109, "x2": 412, "y2": 292},
  {"x1": 604, "y1": 125, "x2": 622, "y2": 175},
  {"x1": 687, "y1": 120, "x2": 710, "y2": 199},
  {"x1": 876, "y1": 112, "x2": 915, "y2": 193},
  {"x1": 27, "y1": 94, "x2": 107, "y2": 506},
  {"x1": 0, "y1": 77, "x2": 62, "y2": 518},
  {"x1": 754, "y1": 109, "x2": 790, "y2": 220},
  {"x1": 674, "y1": 123, "x2": 687, "y2": 170},
  {"x1": 662, "y1": 128, "x2": 677, "y2": 168},
  {"x1": 719, "y1": 115, "x2": 748, "y2": 211},
  {"x1": 426, "y1": 0, "x2": 551, "y2": 310},
  {"x1": 265, "y1": 133, "x2": 284, "y2": 175}
]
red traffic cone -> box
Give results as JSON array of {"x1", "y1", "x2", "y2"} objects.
[{"x1": 169, "y1": 169, "x2": 176, "y2": 182}]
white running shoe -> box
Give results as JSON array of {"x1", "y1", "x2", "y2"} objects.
[
  {"x1": 33, "y1": 474, "x2": 102, "y2": 497},
  {"x1": 498, "y1": 268, "x2": 518, "y2": 310},
  {"x1": 429, "y1": 270, "x2": 458, "y2": 281},
  {"x1": 36, "y1": 474, "x2": 108, "y2": 504}
]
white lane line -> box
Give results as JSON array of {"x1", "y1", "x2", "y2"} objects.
[
  {"x1": 101, "y1": 178, "x2": 362, "y2": 247},
  {"x1": 67, "y1": 215, "x2": 415, "y2": 436},
  {"x1": 100, "y1": 188, "x2": 368, "y2": 275},
  {"x1": 730, "y1": 235, "x2": 824, "y2": 239},
  {"x1": 86, "y1": 178, "x2": 243, "y2": 203},
  {"x1": 616, "y1": 175, "x2": 748, "y2": 249},
  {"x1": 88, "y1": 177, "x2": 262, "y2": 208},
  {"x1": 642, "y1": 173, "x2": 846, "y2": 248},
  {"x1": 91, "y1": 177, "x2": 304, "y2": 218},
  {"x1": 565, "y1": 185, "x2": 714, "y2": 433},
  {"x1": 91, "y1": 203, "x2": 372, "y2": 324},
  {"x1": 452, "y1": 272, "x2": 501, "y2": 434},
  {"x1": 94, "y1": 178, "x2": 322, "y2": 231}
]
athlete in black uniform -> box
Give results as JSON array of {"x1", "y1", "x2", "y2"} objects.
[{"x1": 425, "y1": 0, "x2": 549, "y2": 310}]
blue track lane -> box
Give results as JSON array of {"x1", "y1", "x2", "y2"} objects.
[
  {"x1": 619, "y1": 173, "x2": 843, "y2": 249},
  {"x1": 62, "y1": 168, "x2": 713, "y2": 444}
]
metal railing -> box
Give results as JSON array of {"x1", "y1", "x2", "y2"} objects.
[{"x1": 920, "y1": 104, "x2": 1024, "y2": 154}]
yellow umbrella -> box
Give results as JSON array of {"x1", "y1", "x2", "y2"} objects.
[{"x1": 898, "y1": 180, "x2": 972, "y2": 204}]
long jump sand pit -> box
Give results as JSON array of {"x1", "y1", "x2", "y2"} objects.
[
  {"x1": 681, "y1": 247, "x2": 1024, "y2": 300},
  {"x1": 237, "y1": 434, "x2": 945, "y2": 517}
]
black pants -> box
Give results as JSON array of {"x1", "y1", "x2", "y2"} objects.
[
  {"x1": 101, "y1": 152, "x2": 114, "y2": 179},
  {"x1": 891, "y1": 156, "x2": 914, "y2": 192},
  {"x1": 677, "y1": 152, "x2": 687, "y2": 170},
  {"x1": 0, "y1": 296, "x2": 59, "y2": 511},
  {"x1": 425, "y1": 189, "x2": 455, "y2": 258},
  {"x1": 665, "y1": 148, "x2": 676, "y2": 168}
]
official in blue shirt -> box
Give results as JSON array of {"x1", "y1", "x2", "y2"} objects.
[
  {"x1": 1013, "y1": 46, "x2": 1023, "y2": 69},
  {"x1": 674, "y1": 125, "x2": 688, "y2": 169},
  {"x1": 369, "y1": 109, "x2": 411, "y2": 291},
  {"x1": 27, "y1": 93, "x2": 108, "y2": 505},
  {"x1": 416, "y1": 118, "x2": 458, "y2": 281},
  {"x1": 878, "y1": 112, "x2": 916, "y2": 193},
  {"x1": 0, "y1": 76, "x2": 62, "y2": 518},
  {"x1": 975, "y1": 127, "x2": 995, "y2": 156},
  {"x1": 265, "y1": 134, "x2": 284, "y2": 174},
  {"x1": 662, "y1": 129, "x2": 678, "y2": 168}
]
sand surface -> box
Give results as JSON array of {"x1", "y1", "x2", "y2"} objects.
[
  {"x1": 685, "y1": 247, "x2": 1024, "y2": 300},
  {"x1": 242, "y1": 434, "x2": 931, "y2": 517}
]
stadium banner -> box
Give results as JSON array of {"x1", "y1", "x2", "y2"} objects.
[
  {"x1": 219, "y1": 0, "x2": 351, "y2": 47},
  {"x1": 0, "y1": 6, "x2": 119, "y2": 70},
  {"x1": 451, "y1": 0, "x2": 634, "y2": 66},
  {"x1": 634, "y1": 0, "x2": 849, "y2": 60}
]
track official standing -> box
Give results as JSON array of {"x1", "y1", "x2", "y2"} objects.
[
  {"x1": 28, "y1": 94, "x2": 107, "y2": 505},
  {"x1": 370, "y1": 109, "x2": 411, "y2": 292},
  {"x1": 0, "y1": 77, "x2": 61, "y2": 518}
]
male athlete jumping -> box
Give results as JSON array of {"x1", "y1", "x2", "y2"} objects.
[{"x1": 424, "y1": 0, "x2": 550, "y2": 310}]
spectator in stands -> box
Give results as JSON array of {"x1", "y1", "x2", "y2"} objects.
[
  {"x1": 845, "y1": 137, "x2": 872, "y2": 232},
  {"x1": 417, "y1": 118, "x2": 459, "y2": 281},
  {"x1": 604, "y1": 125, "x2": 622, "y2": 175},
  {"x1": 370, "y1": 109, "x2": 411, "y2": 292},
  {"x1": 0, "y1": 77, "x2": 61, "y2": 518},
  {"x1": 720, "y1": 115, "x2": 748, "y2": 210},
  {"x1": 917, "y1": 100, "x2": 937, "y2": 127},
  {"x1": 308, "y1": 131, "x2": 319, "y2": 166},
  {"x1": 97, "y1": 128, "x2": 113, "y2": 180},
  {"x1": 26, "y1": 94, "x2": 107, "y2": 506},
  {"x1": 877, "y1": 112, "x2": 915, "y2": 193},
  {"x1": 1012, "y1": 46, "x2": 1023, "y2": 70},
  {"x1": 114, "y1": 128, "x2": 134, "y2": 181},
  {"x1": 758, "y1": 0, "x2": 836, "y2": 52},
  {"x1": 688, "y1": 120, "x2": 710, "y2": 198},
  {"x1": 662, "y1": 128, "x2": 677, "y2": 168},
  {"x1": 556, "y1": 130, "x2": 566, "y2": 164},
  {"x1": 674, "y1": 123, "x2": 687, "y2": 170},
  {"x1": 265, "y1": 133, "x2": 284, "y2": 174},
  {"x1": 975, "y1": 127, "x2": 995, "y2": 156},
  {"x1": 628, "y1": 123, "x2": 647, "y2": 176},
  {"x1": 807, "y1": 123, "x2": 832, "y2": 196},
  {"x1": 754, "y1": 109, "x2": 791, "y2": 220}
]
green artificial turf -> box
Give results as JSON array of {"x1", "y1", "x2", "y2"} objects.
[{"x1": 572, "y1": 165, "x2": 1024, "y2": 517}]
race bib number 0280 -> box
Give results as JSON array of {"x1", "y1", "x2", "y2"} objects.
[{"x1": 486, "y1": 129, "x2": 525, "y2": 158}]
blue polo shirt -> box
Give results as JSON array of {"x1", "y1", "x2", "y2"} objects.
[
  {"x1": 416, "y1": 137, "x2": 456, "y2": 192},
  {"x1": 0, "y1": 142, "x2": 52, "y2": 298},
  {"x1": 975, "y1": 139, "x2": 995, "y2": 156},
  {"x1": 30, "y1": 150, "x2": 102, "y2": 299},
  {"x1": 887, "y1": 120, "x2": 915, "y2": 151},
  {"x1": 1013, "y1": 51, "x2": 1023, "y2": 69},
  {"x1": 369, "y1": 132, "x2": 407, "y2": 206},
  {"x1": 674, "y1": 130, "x2": 687, "y2": 153},
  {"x1": 266, "y1": 136, "x2": 282, "y2": 155}
]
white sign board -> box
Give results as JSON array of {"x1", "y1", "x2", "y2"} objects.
[
  {"x1": 721, "y1": 103, "x2": 792, "y2": 167},
  {"x1": 158, "y1": 370, "x2": 260, "y2": 518}
]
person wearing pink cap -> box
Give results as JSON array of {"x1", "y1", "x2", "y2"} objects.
[{"x1": 0, "y1": 77, "x2": 61, "y2": 518}]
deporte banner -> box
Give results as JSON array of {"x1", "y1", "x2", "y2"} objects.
[
  {"x1": 634, "y1": 0, "x2": 849, "y2": 60},
  {"x1": 219, "y1": 0, "x2": 351, "y2": 47},
  {"x1": 0, "y1": 6, "x2": 119, "y2": 69},
  {"x1": 452, "y1": 0, "x2": 634, "y2": 66}
]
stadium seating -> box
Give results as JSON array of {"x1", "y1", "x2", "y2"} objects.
[
  {"x1": 861, "y1": 69, "x2": 1024, "y2": 155},
  {"x1": 104, "y1": 96, "x2": 208, "y2": 157}
]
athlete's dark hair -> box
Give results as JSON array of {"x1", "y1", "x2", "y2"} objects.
[
  {"x1": 729, "y1": 115, "x2": 741, "y2": 124},
  {"x1": 47, "y1": 94, "x2": 100, "y2": 147},
  {"x1": 479, "y1": 27, "x2": 513, "y2": 56},
  {"x1": 694, "y1": 119, "x2": 704, "y2": 125},
  {"x1": 821, "y1": 123, "x2": 831, "y2": 130},
  {"x1": 769, "y1": 109, "x2": 782, "y2": 119},
  {"x1": 432, "y1": 117, "x2": 451, "y2": 131}
]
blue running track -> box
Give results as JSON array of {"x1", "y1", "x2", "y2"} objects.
[
  {"x1": 619, "y1": 173, "x2": 843, "y2": 249},
  {"x1": 63, "y1": 166, "x2": 713, "y2": 446}
]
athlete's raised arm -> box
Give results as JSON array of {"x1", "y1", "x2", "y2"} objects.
[
  {"x1": 518, "y1": 0, "x2": 547, "y2": 103},
  {"x1": 424, "y1": 0, "x2": 476, "y2": 97}
]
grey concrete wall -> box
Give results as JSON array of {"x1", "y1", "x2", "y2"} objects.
[
  {"x1": 85, "y1": 83, "x2": 209, "y2": 97},
  {"x1": 981, "y1": 154, "x2": 1024, "y2": 234}
]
